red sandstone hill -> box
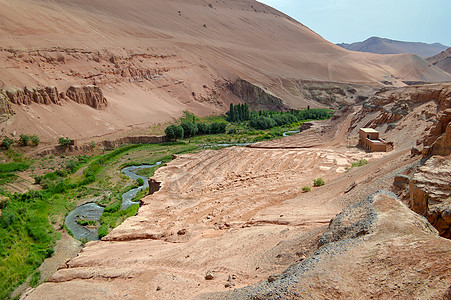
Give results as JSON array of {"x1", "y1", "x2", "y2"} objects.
[{"x1": 0, "y1": 0, "x2": 450, "y2": 141}]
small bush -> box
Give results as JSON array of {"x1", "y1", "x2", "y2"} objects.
[
  {"x1": 58, "y1": 137, "x2": 71, "y2": 147},
  {"x1": 136, "y1": 178, "x2": 144, "y2": 186},
  {"x1": 313, "y1": 178, "x2": 325, "y2": 187},
  {"x1": 31, "y1": 135, "x2": 40, "y2": 146},
  {"x1": 1, "y1": 137, "x2": 14, "y2": 149},
  {"x1": 302, "y1": 186, "x2": 311, "y2": 193},
  {"x1": 351, "y1": 159, "x2": 369, "y2": 168},
  {"x1": 34, "y1": 175, "x2": 43, "y2": 184},
  {"x1": 19, "y1": 134, "x2": 30, "y2": 146}
]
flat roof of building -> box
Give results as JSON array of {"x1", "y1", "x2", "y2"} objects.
[{"x1": 360, "y1": 128, "x2": 379, "y2": 133}]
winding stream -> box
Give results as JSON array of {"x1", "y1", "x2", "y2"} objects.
[
  {"x1": 64, "y1": 162, "x2": 162, "y2": 241},
  {"x1": 64, "y1": 134, "x2": 297, "y2": 241}
]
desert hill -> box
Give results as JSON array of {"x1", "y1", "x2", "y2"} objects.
[
  {"x1": 1, "y1": 0, "x2": 450, "y2": 143},
  {"x1": 337, "y1": 36, "x2": 449, "y2": 57},
  {"x1": 427, "y1": 47, "x2": 451, "y2": 74}
]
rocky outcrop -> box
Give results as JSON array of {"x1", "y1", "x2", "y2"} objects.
[
  {"x1": 0, "y1": 91, "x2": 14, "y2": 121},
  {"x1": 231, "y1": 79, "x2": 288, "y2": 111},
  {"x1": 423, "y1": 108, "x2": 451, "y2": 149},
  {"x1": 211, "y1": 191, "x2": 451, "y2": 299},
  {"x1": 1, "y1": 85, "x2": 107, "y2": 109},
  {"x1": 65, "y1": 85, "x2": 107, "y2": 109},
  {"x1": 410, "y1": 156, "x2": 451, "y2": 238},
  {"x1": 3, "y1": 86, "x2": 62, "y2": 105}
]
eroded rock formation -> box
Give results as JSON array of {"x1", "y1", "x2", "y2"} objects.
[
  {"x1": 231, "y1": 79, "x2": 288, "y2": 111},
  {"x1": 1, "y1": 85, "x2": 107, "y2": 110},
  {"x1": 65, "y1": 85, "x2": 107, "y2": 109},
  {"x1": 410, "y1": 156, "x2": 451, "y2": 238},
  {"x1": 0, "y1": 91, "x2": 13, "y2": 121}
]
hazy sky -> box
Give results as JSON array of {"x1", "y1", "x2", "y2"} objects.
[{"x1": 257, "y1": 0, "x2": 451, "y2": 46}]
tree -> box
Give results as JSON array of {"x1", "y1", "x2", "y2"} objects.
[
  {"x1": 197, "y1": 123, "x2": 210, "y2": 135},
  {"x1": 180, "y1": 122, "x2": 198, "y2": 137},
  {"x1": 19, "y1": 134, "x2": 30, "y2": 146},
  {"x1": 165, "y1": 125, "x2": 175, "y2": 140},
  {"x1": 209, "y1": 122, "x2": 227, "y2": 134},
  {"x1": 173, "y1": 125, "x2": 184, "y2": 139}
]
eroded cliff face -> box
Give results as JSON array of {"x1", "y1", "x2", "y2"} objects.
[
  {"x1": 231, "y1": 79, "x2": 288, "y2": 111},
  {"x1": 1, "y1": 85, "x2": 107, "y2": 110},
  {"x1": 0, "y1": 91, "x2": 13, "y2": 122},
  {"x1": 65, "y1": 86, "x2": 107, "y2": 109},
  {"x1": 409, "y1": 156, "x2": 451, "y2": 238}
]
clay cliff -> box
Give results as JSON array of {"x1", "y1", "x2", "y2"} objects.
[{"x1": 1, "y1": 85, "x2": 107, "y2": 110}]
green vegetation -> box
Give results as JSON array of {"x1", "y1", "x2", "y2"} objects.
[
  {"x1": 302, "y1": 186, "x2": 311, "y2": 193},
  {"x1": 76, "y1": 219, "x2": 97, "y2": 226},
  {"x1": 352, "y1": 159, "x2": 369, "y2": 168},
  {"x1": 0, "y1": 162, "x2": 30, "y2": 185},
  {"x1": 313, "y1": 178, "x2": 325, "y2": 187},
  {"x1": 19, "y1": 134, "x2": 31, "y2": 146},
  {"x1": 31, "y1": 135, "x2": 40, "y2": 146},
  {"x1": 227, "y1": 103, "x2": 250, "y2": 122},
  {"x1": 346, "y1": 159, "x2": 369, "y2": 171},
  {"x1": 1, "y1": 137, "x2": 14, "y2": 150},
  {"x1": 136, "y1": 178, "x2": 144, "y2": 186},
  {"x1": 58, "y1": 137, "x2": 72, "y2": 148}
]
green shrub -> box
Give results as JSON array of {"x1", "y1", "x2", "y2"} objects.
[
  {"x1": 302, "y1": 186, "x2": 311, "y2": 193},
  {"x1": 351, "y1": 159, "x2": 369, "y2": 168},
  {"x1": 313, "y1": 178, "x2": 325, "y2": 187},
  {"x1": 19, "y1": 134, "x2": 30, "y2": 146},
  {"x1": 31, "y1": 135, "x2": 40, "y2": 146},
  {"x1": 58, "y1": 137, "x2": 71, "y2": 147},
  {"x1": 136, "y1": 178, "x2": 144, "y2": 186},
  {"x1": 34, "y1": 175, "x2": 43, "y2": 184},
  {"x1": 1, "y1": 137, "x2": 14, "y2": 149}
]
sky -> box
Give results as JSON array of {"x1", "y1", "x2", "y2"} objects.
[{"x1": 257, "y1": 0, "x2": 451, "y2": 46}]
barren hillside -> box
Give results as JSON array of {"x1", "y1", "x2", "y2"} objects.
[
  {"x1": 337, "y1": 36, "x2": 449, "y2": 57},
  {"x1": 427, "y1": 47, "x2": 451, "y2": 74},
  {"x1": 1, "y1": 0, "x2": 450, "y2": 142}
]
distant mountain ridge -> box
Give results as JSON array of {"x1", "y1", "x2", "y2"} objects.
[
  {"x1": 337, "y1": 37, "x2": 448, "y2": 57},
  {"x1": 427, "y1": 47, "x2": 451, "y2": 74}
]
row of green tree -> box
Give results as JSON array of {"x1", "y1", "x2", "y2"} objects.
[
  {"x1": 248, "y1": 108, "x2": 332, "y2": 130},
  {"x1": 227, "y1": 103, "x2": 250, "y2": 122},
  {"x1": 165, "y1": 122, "x2": 227, "y2": 140}
]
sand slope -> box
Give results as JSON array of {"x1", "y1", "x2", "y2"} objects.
[{"x1": 1, "y1": 0, "x2": 450, "y2": 141}]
